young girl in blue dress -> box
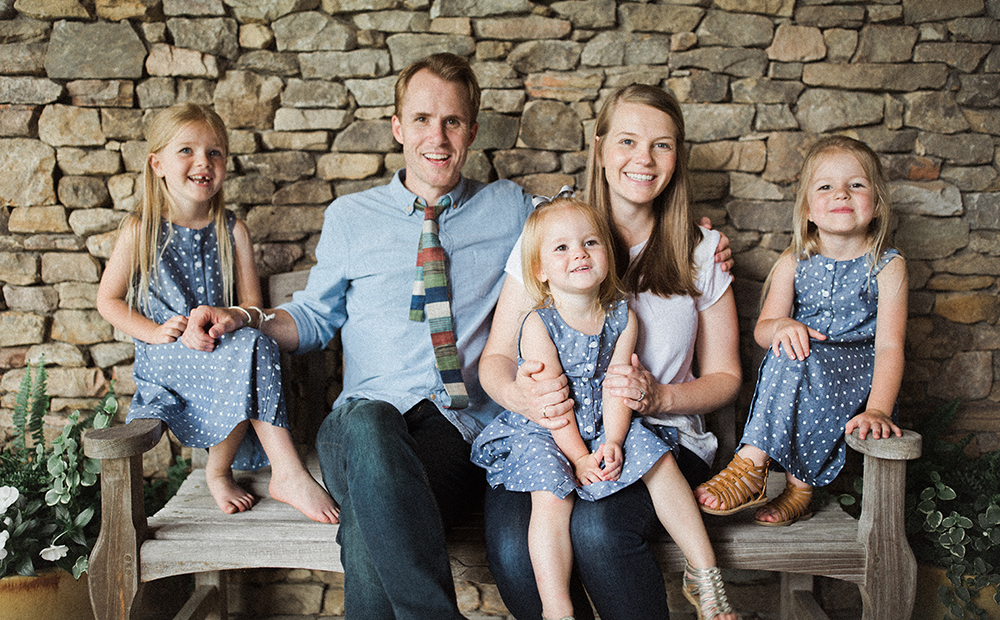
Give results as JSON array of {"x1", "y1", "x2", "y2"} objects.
[
  {"x1": 472, "y1": 197, "x2": 736, "y2": 620},
  {"x1": 97, "y1": 103, "x2": 338, "y2": 523},
  {"x1": 695, "y1": 136, "x2": 907, "y2": 526}
]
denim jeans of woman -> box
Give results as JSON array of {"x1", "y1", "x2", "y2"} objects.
[{"x1": 483, "y1": 445, "x2": 710, "y2": 620}]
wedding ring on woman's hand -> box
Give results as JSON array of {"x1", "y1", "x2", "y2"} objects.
[{"x1": 638, "y1": 388, "x2": 646, "y2": 401}]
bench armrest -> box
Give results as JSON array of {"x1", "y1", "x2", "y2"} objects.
[
  {"x1": 845, "y1": 428, "x2": 922, "y2": 461},
  {"x1": 84, "y1": 418, "x2": 165, "y2": 460}
]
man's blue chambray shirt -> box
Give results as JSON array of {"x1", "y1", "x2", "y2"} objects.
[{"x1": 280, "y1": 170, "x2": 534, "y2": 443}]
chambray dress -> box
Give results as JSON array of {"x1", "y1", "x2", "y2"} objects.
[
  {"x1": 126, "y1": 214, "x2": 286, "y2": 471},
  {"x1": 471, "y1": 300, "x2": 678, "y2": 501},
  {"x1": 740, "y1": 249, "x2": 900, "y2": 487}
]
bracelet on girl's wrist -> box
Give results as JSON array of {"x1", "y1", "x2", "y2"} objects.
[{"x1": 229, "y1": 306, "x2": 252, "y2": 328}]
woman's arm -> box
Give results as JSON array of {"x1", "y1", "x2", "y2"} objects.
[
  {"x1": 604, "y1": 288, "x2": 742, "y2": 417},
  {"x1": 97, "y1": 222, "x2": 186, "y2": 345},
  {"x1": 479, "y1": 277, "x2": 573, "y2": 428},
  {"x1": 846, "y1": 256, "x2": 907, "y2": 439}
]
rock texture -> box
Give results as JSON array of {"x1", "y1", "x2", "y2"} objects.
[{"x1": 0, "y1": 2, "x2": 999, "y2": 612}]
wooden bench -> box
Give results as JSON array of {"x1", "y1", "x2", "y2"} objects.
[{"x1": 84, "y1": 271, "x2": 923, "y2": 620}]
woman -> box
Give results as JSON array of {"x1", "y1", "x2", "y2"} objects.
[{"x1": 479, "y1": 84, "x2": 742, "y2": 620}]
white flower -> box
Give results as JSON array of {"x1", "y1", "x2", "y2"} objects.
[
  {"x1": 0, "y1": 530, "x2": 9, "y2": 561},
  {"x1": 40, "y1": 544, "x2": 69, "y2": 562},
  {"x1": 0, "y1": 486, "x2": 18, "y2": 515}
]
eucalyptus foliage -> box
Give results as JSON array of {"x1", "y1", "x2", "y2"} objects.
[
  {"x1": 0, "y1": 362, "x2": 114, "y2": 579},
  {"x1": 906, "y1": 399, "x2": 1000, "y2": 620}
]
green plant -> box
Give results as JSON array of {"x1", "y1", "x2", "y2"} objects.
[
  {"x1": 906, "y1": 399, "x2": 1000, "y2": 620},
  {"x1": 0, "y1": 362, "x2": 114, "y2": 579}
]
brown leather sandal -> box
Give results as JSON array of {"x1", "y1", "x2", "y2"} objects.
[
  {"x1": 753, "y1": 483, "x2": 813, "y2": 527},
  {"x1": 696, "y1": 453, "x2": 770, "y2": 516}
]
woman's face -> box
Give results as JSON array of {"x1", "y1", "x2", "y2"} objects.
[{"x1": 599, "y1": 101, "x2": 678, "y2": 213}]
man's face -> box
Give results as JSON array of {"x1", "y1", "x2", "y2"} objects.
[{"x1": 391, "y1": 69, "x2": 478, "y2": 205}]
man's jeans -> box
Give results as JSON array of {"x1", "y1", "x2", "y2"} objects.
[{"x1": 316, "y1": 399, "x2": 482, "y2": 620}]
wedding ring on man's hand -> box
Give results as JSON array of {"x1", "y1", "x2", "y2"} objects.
[
  {"x1": 542, "y1": 404, "x2": 549, "y2": 417},
  {"x1": 638, "y1": 388, "x2": 646, "y2": 402}
]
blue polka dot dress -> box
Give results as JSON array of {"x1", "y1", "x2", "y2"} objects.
[
  {"x1": 471, "y1": 300, "x2": 678, "y2": 501},
  {"x1": 741, "y1": 249, "x2": 900, "y2": 487},
  {"x1": 126, "y1": 214, "x2": 287, "y2": 471}
]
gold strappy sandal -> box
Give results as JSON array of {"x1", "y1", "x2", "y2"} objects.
[
  {"x1": 753, "y1": 484, "x2": 813, "y2": 527},
  {"x1": 696, "y1": 454, "x2": 770, "y2": 516},
  {"x1": 682, "y1": 562, "x2": 738, "y2": 620}
]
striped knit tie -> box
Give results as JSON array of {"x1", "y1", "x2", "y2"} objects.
[{"x1": 409, "y1": 196, "x2": 469, "y2": 409}]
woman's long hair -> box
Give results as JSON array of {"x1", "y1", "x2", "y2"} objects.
[
  {"x1": 125, "y1": 103, "x2": 232, "y2": 311},
  {"x1": 585, "y1": 84, "x2": 702, "y2": 299}
]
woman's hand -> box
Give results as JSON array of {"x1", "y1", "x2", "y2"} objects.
[
  {"x1": 514, "y1": 359, "x2": 573, "y2": 431},
  {"x1": 605, "y1": 354, "x2": 663, "y2": 415},
  {"x1": 845, "y1": 409, "x2": 902, "y2": 440},
  {"x1": 151, "y1": 315, "x2": 188, "y2": 344},
  {"x1": 769, "y1": 317, "x2": 826, "y2": 361},
  {"x1": 180, "y1": 305, "x2": 243, "y2": 352}
]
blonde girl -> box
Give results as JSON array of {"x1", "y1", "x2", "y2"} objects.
[
  {"x1": 472, "y1": 197, "x2": 737, "y2": 620},
  {"x1": 695, "y1": 136, "x2": 906, "y2": 526},
  {"x1": 97, "y1": 103, "x2": 337, "y2": 523}
]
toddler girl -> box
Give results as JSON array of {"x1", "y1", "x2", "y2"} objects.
[
  {"x1": 472, "y1": 197, "x2": 736, "y2": 620},
  {"x1": 695, "y1": 136, "x2": 906, "y2": 526},
  {"x1": 97, "y1": 103, "x2": 338, "y2": 523}
]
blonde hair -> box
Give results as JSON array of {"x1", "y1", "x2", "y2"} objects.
[
  {"x1": 125, "y1": 103, "x2": 232, "y2": 311},
  {"x1": 521, "y1": 197, "x2": 624, "y2": 311},
  {"x1": 763, "y1": 136, "x2": 896, "y2": 303},
  {"x1": 586, "y1": 84, "x2": 702, "y2": 299}
]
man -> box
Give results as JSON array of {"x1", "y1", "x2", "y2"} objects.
[{"x1": 188, "y1": 53, "x2": 537, "y2": 620}]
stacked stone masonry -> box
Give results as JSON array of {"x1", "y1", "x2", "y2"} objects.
[
  {"x1": 3, "y1": 0, "x2": 999, "y2": 451},
  {"x1": 1, "y1": 0, "x2": 997, "y2": 617},
  {"x1": 0, "y1": 0, "x2": 995, "y2": 497}
]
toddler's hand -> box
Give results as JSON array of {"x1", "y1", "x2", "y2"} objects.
[
  {"x1": 599, "y1": 442, "x2": 623, "y2": 482},
  {"x1": 846, "y1": 409, "x2": 902, "y2": 440},
  {"x1": 151, "y1": 315, "x2": 188, "y2": 344},
  {"x1": 573, "y1": 452, "x2": 605, "y2": 486},
  {"x1": 770, "y1": 318, "x2": 826, "y2": 361}
]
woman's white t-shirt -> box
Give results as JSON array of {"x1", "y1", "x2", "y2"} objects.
[{"x1": 504, "y1": 226, "x2": 733, "y2": 466}]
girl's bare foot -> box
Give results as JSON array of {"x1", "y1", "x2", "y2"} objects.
[
  {"x1": 206, "y1": 469, "x2": 256, "y2": 514},
  {"x1": 269, "y1": 469, "x2": 340, "y2": 524}
]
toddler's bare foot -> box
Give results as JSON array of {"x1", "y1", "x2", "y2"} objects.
[
  {"x1": 270, "y1": 469, "x2": 340, "y2": 524},
  {"x1": 206, "y1": 469, "x2": 256, "y2": 514}
]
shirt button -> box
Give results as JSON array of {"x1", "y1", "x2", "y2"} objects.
[
  {"x1": 194, "y1": 233, "x2": 201, "y2": 241},
  {"x1": 197, "y1": 286, "x2": 205, "y2": 293},
  {"x1": 821, "y1": 290, "x2": 830, "y2": 297},
  {"x1": 588, "y1": 340, "x2": 598, "y2": 348},
  {"x1": 429, "y1": 394, "x2": 436, "y2": 400},
  {"x1": 584, "y1": 398, "x2": 592, "y2": 405},
  {"x1": 585, "y1": 426, "x2": 593, "y2": 434},
  {"x1": 195, "y1": 261, "x2": 202, "y2": 268},
  {"x1": 586, "y1": 364, "x2": 594, "y2": 370},
  {"x1": 826, "y1": 264, "x2": 834, "y2": 271}
]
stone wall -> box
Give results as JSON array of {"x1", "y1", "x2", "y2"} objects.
[{"x1": 1, "y1": 2, "x2": 999, "y2": 464}]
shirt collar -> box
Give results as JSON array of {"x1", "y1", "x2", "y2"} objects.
[{"x1": 395, "y1": 170, "x2": 468, "y2": 215}]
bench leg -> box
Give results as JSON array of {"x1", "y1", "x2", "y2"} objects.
[
  {"x1": 857, "y1": 455, "x2": 917, "y2": 620},
  {"x1": 173, "y1": 572, "x2": 226, "y2": 620},
  {"x1": 89, "y1": 455, "x2": 146, "y2": 620}
]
